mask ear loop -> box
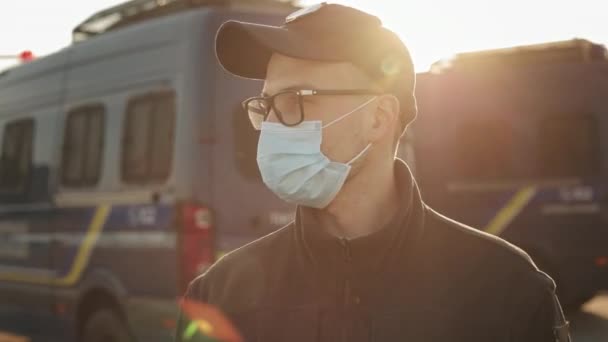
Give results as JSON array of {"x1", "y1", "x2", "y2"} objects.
[
  {"x1": 323, "y1": 96, "x2": 378, "y2": 129},
  {"x1": 346, "y1": 143, "x2": 372, "y2": 165}
]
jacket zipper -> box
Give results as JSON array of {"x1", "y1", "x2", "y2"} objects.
[{"x1": 340, "y1": 238, "x2": 352, "y2": 342}]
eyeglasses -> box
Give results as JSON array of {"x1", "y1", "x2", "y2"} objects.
[{"x1": 241, "y1": 89, "x2": 383, "y2": 130}]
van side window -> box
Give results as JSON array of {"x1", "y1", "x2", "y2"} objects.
[
  {"x1": 539, "y1": 116, "x2": 598, "y2": 178},
  {"x1": 62, "y1": 105, "x2": 105, "y2": 187},
  {"x1": 451, "y1": 120, "x2": 515, "y2": 180},
  {"x1": 0, "y1": 119, "x2": 34, "y2": 193},
  {"x1": 122, "y1": 91, "x2": 175, "y2": 184}
]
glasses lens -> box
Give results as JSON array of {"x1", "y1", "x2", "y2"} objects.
[
  {"x1": 273, "y1": 92, "x2": 302, "y2": 126},
  {"x1": 246, "y1": 99, "x2": 268, "y2": 130}
]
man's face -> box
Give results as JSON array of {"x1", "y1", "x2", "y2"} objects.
[{"x1": 262, "y1": 53, "x2": 379, "y2": 164}]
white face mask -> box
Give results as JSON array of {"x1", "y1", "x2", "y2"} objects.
[{"x1": 256, "y1": 97, "x2": 376, "y2": 208}]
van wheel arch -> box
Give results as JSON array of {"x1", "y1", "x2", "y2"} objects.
[{"x1": 76, "y1": 288, "x2": 132, "y2": 341}]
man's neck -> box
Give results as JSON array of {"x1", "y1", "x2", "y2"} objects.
[{"x1": 314, "y1": 157, "x2": 401, "y2": 239}]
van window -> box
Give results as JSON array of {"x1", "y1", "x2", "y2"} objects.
[
  {"x1": 62, "y1": 105, "x2": 105, "y2": 187},
  {"x1": 450, "y1": 120, "x2": 515, "y2": 180},
  {"x1": 0, "y1": 119, "x2": 34, "y2": 192},
  {"x1": 538, "y1": 116, "x2": 598, "y2": 178},
  {"x1": 122, "y1": 91, "x2": 175, "y2": 184}
]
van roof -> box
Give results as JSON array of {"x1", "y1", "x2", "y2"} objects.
[
  {"x1": 0, "y1": 0, "x2": 296, "y2": 79},
  {"x1": 430, "y1": 39, "x2": 608, "y2": 73},
  {"x1": 72, "y1": 0, "x2": 296, "y2": 43}
]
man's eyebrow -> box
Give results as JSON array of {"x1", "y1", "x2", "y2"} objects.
[{"x1": 261, "y1": 83, "x2": 317, "y2": 96}]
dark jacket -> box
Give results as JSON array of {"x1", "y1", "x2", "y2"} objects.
[{"x1": 176, "y1": 160, "x2": 569, "y2": 342}]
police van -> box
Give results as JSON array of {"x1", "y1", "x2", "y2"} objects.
[
  {"x1": 412, "y1": 39, "x2": 608, "y2": 311},
  {"x1": 0, "y1": 0, "x2": 296, "y2": 341}
]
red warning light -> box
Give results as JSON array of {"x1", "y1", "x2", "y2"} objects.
[
  {"x1": 19, "y1": 50, "x2": 34, "y2": 62},
  {"x1": 595, "y1": 256, "x2": 608, "y2": 267}
]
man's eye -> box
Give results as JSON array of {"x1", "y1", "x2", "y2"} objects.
[{"x1": 275, "y1": 93, "x2": 299, "y2": 111}]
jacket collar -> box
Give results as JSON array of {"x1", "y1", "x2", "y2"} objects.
[{"x1": 294, "y1": 159, "x2": 426, "y2": 278}]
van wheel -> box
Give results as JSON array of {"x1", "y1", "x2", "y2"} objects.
[{"x1": 82, "y1": 309, "x2": 132, "y2": 342}]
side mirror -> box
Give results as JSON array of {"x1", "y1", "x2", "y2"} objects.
[
  {"x1": 27, "y1": 165, "x2": 51, "y2": 202},
  {"x1": 0, "y1": 164, "x2": 51, "y2": 204}
]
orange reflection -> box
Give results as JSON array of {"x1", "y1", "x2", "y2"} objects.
[{"x1": 179, "y1": 299, "x2": 243, "y2": 342}]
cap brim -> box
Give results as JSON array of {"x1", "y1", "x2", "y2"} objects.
[{"x1": 215, "y1": 20, "x2": 339, "y2": 80}]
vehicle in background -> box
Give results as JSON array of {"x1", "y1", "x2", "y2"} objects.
[
  {"x1": 0, "y1": 0, "x2": 295, "y2": 341},
  {"x1": 411, "y1": 39, "x2": 608, "y2": 311}
]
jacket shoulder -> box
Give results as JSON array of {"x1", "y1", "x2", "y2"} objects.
[
  {"x1": 422, "y1": 207, "x2": 561, "y2": 334},
  {"x1": 186, "y1": 222, "x2": 295, "y2": 310},
  {"x1": 424, "y1": 206, "x2": 556, "y2": 290}
]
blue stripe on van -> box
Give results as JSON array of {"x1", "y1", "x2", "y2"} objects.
[{"x1": 0, "y1": 203, "x2": 176, "y2": 288}]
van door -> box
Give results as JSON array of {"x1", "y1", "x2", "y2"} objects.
[
  {"x1": 0, "y1": 117, "x2": 60, "y2": 339},
  {"x1": 209, "y1": 53, "x2": 294, "y2": 257}
]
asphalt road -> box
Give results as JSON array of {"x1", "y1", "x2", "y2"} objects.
[{"x1": 570, "y1": 293, "x2": 608, "y2": 342}]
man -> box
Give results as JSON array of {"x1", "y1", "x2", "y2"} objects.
[{"x1": 177, "y1": 3, "x2": 571, "y2": 341}]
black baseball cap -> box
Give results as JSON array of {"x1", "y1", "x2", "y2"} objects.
[{"x1": 215, "y1": 2, "x2": 416, "y2": 117}]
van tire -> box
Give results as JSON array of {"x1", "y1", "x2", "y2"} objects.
[{"x1": 82, "y1": 309, "x2": 132, "y2": 342}]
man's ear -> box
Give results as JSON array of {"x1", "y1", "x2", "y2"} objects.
[{"x1": 369, "y1": 94, "x2": 400, "y2": 143}]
